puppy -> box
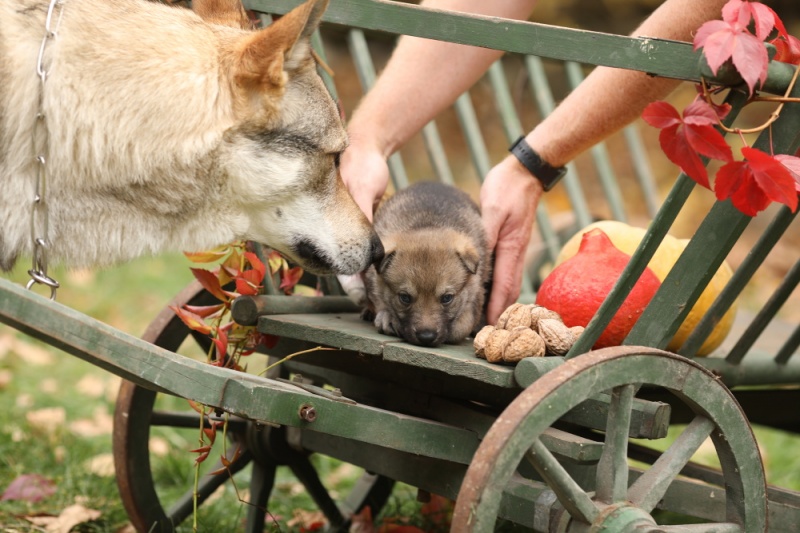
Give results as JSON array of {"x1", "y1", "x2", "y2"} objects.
[
  {"x1": 0, "y1": 0, "x2": 382, "y2": 275},
  {"x1": 364, "y1": 182, "x2": 490, "y2": 347}
]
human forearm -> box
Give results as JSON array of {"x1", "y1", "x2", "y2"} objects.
[
  {"x1": 346, "y1": 0, "x2": 537, "y2": 157},
  {"x1": 525, "y1": 0, "x2": 729, "y2": 167}
]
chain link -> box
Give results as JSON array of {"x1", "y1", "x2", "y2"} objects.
[{"x1": 27, "y1": 0, "x2": 65, "y2": 300}]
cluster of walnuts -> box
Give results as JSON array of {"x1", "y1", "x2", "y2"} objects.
[{"x1": 474, "y1": 303, "x2": 584, "y2": 363}]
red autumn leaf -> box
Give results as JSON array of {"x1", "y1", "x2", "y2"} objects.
[
  {"x1": 183, "y1": 303, "x2": 225, "y2": 319},
  {"x1": 693, "y1": 0, "x2": 771, "y2": 93},
  {"x1": 187, "y1": 400, "x2": 207, "y2": 414},
  {"x1": 641, "y1": 101, "x2": 681, "y2": 129},
  {"x1": 715, "y1": 147, "x2": 798, "y2": 215},
  {"x1": 190, "y1": 268, "x2": 231, "y2": 302},
  {"x1": 183, "y1": 245, "x2": 230, "y2": 264},
  {"x1": 212, "y1": 327, "x2": 228, "y2": 361},
  {"x1": 170, "y1": 306, "x2": 212, "y2": 335},
  {"x1": 772, "y1": 35, "x2": 800, "y2": 64},
  {"x1": 643, "y1": 101, "x2": 732, "y2": 188},
  {"x1": 775, "y1": 154, "x2": 800, "y2": 192},
  {"x1": 235, "y1": 276, "x2": 260, "y2": 296},
  {"x1": 280, "y1": 266, "x2": 304, "y2": 292},
  {"x1": 243, "y1": 251, "x2": 267, "y2": 280},
  {"x1": 203, "y1": 426, "x2": 217, "y2": 445},
  {"x1": 2, "y1": 474, "x2": 56, "y2": 503}
]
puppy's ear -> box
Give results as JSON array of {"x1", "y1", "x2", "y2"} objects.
[
  {"x1": 234, "y1": 0, "x2": 327, "y2": 91},
  {"x1": 193, "y1": 0, "x2": 252, "y2": 29},
  {"x1": 375, "y1": 237, "x2": 396, "y2": 275},
  {"x1": 456, "y1": 243, "x2": 480, "y2": 275}
]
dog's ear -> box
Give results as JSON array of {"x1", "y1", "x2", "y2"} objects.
[
  {"x1": 234, "y1": 0, "x2": 328, "y2": 91},
  {"x1": 193, "y1": 0, "x2": 252, "y2": 29},
  {"x1": 455, "y1": 243, "x2": 480, "y2": 276}
]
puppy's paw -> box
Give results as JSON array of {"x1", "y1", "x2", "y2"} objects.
[
  {"x1": 360, "y1": 307, "x2": 376, "y2": 322},
  {"x1": 373, "y1": 310, "x2": 398, "y2": 336},
  {"x1": 337, "y1": 274, "x2": 368, "y2": 307}
]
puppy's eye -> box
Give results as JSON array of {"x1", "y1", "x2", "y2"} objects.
[
  {"x1": 440, "y1": 293, "x2": 454, "y2": 305},
  {"x1": 398, "y1": 292, "x2": 412, "y2": 305}
]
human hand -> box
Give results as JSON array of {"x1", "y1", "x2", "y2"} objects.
[
  {"x1": 339, "y1": 140, "x2": 391, "y2": 222},
  {"x1": 480, "y1": 155, "x2": 544, "y2": 324}
]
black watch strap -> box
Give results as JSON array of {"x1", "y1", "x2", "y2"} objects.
[{"x1": 509, "y1": 136, "x2": 567, "y2": 192}]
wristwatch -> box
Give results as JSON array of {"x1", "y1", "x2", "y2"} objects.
[{"x1": 509, "y1": 136, "x2": 567, "y2": 192}]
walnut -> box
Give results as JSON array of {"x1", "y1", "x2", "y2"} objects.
[
  {"x1": 504, "y1": 304, "x2": 533, "y2": 329},
  {"x1": 503, "y1": 327, "x2": 546, "y2": 362},
  {"x1": 530, "y1": 305, "x2": 563, "y2": 332},
  {"x1": 570, "y1": 326, "x2": 585, "y2": 340},
  {"x1": 539, "y1": 318, "x2": 575, "y2": 356},
  {"x1": 496, "y1": 303, "x2": 525, "y2": 330},
  {"x1": 473, "y1": 325, "x2": 496, "y2": 358},
  {"x1": 483, "y1": 328, "x2": 511, "y2": 363}
]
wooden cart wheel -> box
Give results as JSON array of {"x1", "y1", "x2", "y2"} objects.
[
  {"x1": 452, "y1": 347, "x2": 767, "y2": 532},
  {"x1": 113, "y1": 282, "x2": 394, "y2": 532}
]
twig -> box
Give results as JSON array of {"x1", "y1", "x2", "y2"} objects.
[{"x1": 260, "y1": 346, "x2": 338, "y2": 376}]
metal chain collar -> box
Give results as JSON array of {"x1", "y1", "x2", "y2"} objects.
[{"x1": 27, "y1": 0, "x2": 65, "y2": 300}]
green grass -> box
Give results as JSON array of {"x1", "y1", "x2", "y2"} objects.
[{"x1": 2, "y1": 254, "x2": 800, "y2": 531}]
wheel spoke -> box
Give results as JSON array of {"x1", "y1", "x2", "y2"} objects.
[
  {"x1": 290, "y1": 456, "x2": 347, "y2": 529},
  {"x1": 245, "y1": 461, "x2": 276, "y2": 533},
  {"x1": 629, "y1": 415, "x2": 716, "y2": 513},
  {"x1": 596, "y1": 384, "x2": 634, "y2": 504},
  {"x1": 636, "y1": 523, "x2": 742, "y2": 532},
  {"x1": 525, "y1": 438, "x2": 599, "y2": 523}
]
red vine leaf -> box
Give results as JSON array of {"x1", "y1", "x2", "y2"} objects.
[
  {"x1": 212, "y1": 327, "x2": 228, "y2": 361},
  {"x1": 184, "y1": 245, "x2": 230, "y2": 264},
  {"x1": 280, "y1": 266, "x2": 304, "y2": 293},
  {"x1": 715, "y1": 147, "x2": 798, "y2": 216},
  {"x1": 243, "y1": 251, "x2": 267, "y2": 280},
  {"x1": 772, "y1": 35, "x2": 800, "y2": 65},
  {"x1": 183, "y1": 303, "x2": 225, "y2": 319},
  {"x1": 170, "y1": 306, "x2": 212, "y2": 335},
  {"x1": 775, "y1": 154, "x2": 800, "y2": 193},
  {"x1": 693, "y1": 0, "x2": 773, "y2": 93},
  {"x1": 190, "y1": 268, "x2": 231, "y2": 302},
  {"x1": 643, "y1": 101, "x2": 732, "y2": 188}
]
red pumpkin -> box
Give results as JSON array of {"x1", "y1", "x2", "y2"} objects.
[{"x1": 536, "y1": 228, "x2": 661, "y2": 348}]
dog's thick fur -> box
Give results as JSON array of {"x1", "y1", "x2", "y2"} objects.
[
  {"x1": 364, "y1": 182, "x2": 490, "y2": 347},
  {"x1": 0, "y1": 0, "x2": 382, "y2": 274}
]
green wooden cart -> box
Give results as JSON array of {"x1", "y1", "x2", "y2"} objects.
[{"x1": 1, "y1": 1, "x2": 799, "y2": 531}]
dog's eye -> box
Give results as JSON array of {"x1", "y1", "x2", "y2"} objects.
[
  {"x1": 333, "y1": 152, "x2": 341, "y2": 168},
  {"x1": 398, "y1": 292, "x2": 412, "y2": 305},
  {"x1": 440, "y1": 293, "x2": 454, "y2": 305}
]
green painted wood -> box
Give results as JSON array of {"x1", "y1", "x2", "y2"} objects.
[
  {"x1": 567, "y1": 90, "x2": 747, "y2": 358},
  {"x1": 382, "y1": 341, "x2": 517, "y2": 389},
  {"x1": 0, "y1": 279, "x2": 483, "y2": 463},
  {"x1": 679, "y1": 206, "x2": 798, "y2": 358},
  {"x1": 258, "y1": 313, "x2": 392, "y2": 355},
  {"x1": 248, "y1": 0, "x2": 796, "y2": 94},
  {"x1": 454, "y1": 92, "x2": 492, "y2": 180},
  {"x1": 626, "y1": 81, "x2": 800, "y2": 353},
  {"x1": 526, "y1": 56, "x2": 592, "y2": 229},
  {"x1": 231, "y1": 295, "x2": 359, "y2": 325}
]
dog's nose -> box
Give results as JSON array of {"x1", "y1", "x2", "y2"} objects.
[
  {"x1": 369, "y1": 234, "x2": 385, "y2": 266},
  {"x1": 416, "y1": 329, "x2": 438, "y2": 346}
]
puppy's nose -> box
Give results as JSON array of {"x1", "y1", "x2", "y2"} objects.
[
  {"x1": 369, "y1": 233, "x2": 385, "y2": 266},
  {"x1": 416, "y1": 329, "x2": 438, "y2": 346}
]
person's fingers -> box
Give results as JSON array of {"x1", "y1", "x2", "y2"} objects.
[
  {"x1": 486, "y1": 238, "x2": 525, "y2": 323},
  {"x1": 340, "y1": 146, "x2": 390, "y2": 222}
]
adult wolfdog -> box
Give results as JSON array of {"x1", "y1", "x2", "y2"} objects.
[{"x1": 0, "y1": 0, "x2": 383, "y2": 274}]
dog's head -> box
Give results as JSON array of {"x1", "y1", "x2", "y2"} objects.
[
  {"x1": 195, "y1": 0, "x2": 383, "y2": 275},
  {"x1": 370, "y1": 229, "x2": 486, "y2": 347}
]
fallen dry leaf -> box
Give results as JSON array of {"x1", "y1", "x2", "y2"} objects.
[
  {"x1": 149, "y1": 436, "x2": 170, "y2": 457},
  {"x1": 26, "y1": 504, "x2": 101, "y2": 533},
  {"x1": 0, "y1": 368, "x2": 11, "y2": 390},
  {"x1": 10, "y1": 336, "x2": 53, "y2": 366},
  {"x1": 287, "y1": 509, "x2": 326, "y2": 530},
  {"x1": 76, "y1": 374, "x2": 107, "y2": 398},
  {"x1": 39, "y1": 378, "x2": 59, "y2": 394},
  {"x1": 69, "y1": 406, "x2": 113, "y2": 438},
  {"x1": 26, "y1": 407, "x2": 66, "y2": 434},
  {"x1": 85, "y1": 453, "x2": 115, "y2": 477},
  {"x1": 1, "y1": 474, "x2": 56, "y2": 503}
]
